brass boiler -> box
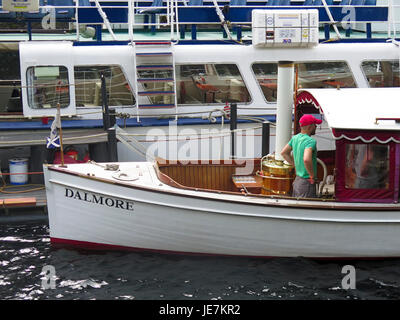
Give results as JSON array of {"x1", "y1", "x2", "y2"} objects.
[{"x1": 260, "y1": 155, "x2": 295, "y2": 196}]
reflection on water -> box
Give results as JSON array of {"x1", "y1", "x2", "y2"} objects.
[{"x1": 1, "y1": 222, "x2": 400, "y2": 300}]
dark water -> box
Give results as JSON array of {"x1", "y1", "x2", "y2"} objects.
[{"x1": 1, "y1": 222, "x2": 400, "y2": 302}]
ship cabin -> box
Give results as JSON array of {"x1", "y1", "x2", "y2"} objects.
[{"x1": 295, "y1": 87, "x2": 400, "y2": 204}]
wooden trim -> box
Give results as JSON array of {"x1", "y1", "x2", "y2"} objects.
[{"x1": 0, "y1": 197, "x2": 37, "y2": 207}]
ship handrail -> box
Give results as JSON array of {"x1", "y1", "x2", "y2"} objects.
[{"x1": 0, "y1": 2, "x2": 397, "y2": 42}]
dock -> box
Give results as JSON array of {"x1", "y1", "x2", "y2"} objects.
[{"x1": 0, "y1": 185, "x2": 48, "y2": 223}]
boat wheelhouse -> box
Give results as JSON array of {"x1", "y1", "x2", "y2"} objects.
[{"x1": 296, "y1": 88, "x2": 400, "y2": 203}]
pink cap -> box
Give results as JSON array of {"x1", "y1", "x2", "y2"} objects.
[{"x1": 299, "y1": 114, "x2": 322, "y2": 127}]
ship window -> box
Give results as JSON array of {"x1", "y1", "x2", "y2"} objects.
[
  {"x1": 26, "y1": 66, "x2": 70, "y2": 109},
  {"x1": 136, "y1": 65, "x2": 174, "y2": 107},
  {"x1": 0, "y1": 50, "x2": 20, "y2": 80},
  {"x1": 176, "y1": 63, "x2": 250, "y2": 105},
  {"x1": 251, "y1": 63, "x2": 277, "y2": 102},
  {"x1": 345, "y1": 143, "x2": 389, "y2": 189},
  {"x1": 74, "y1": 65, "x2": 135, "y2": 107},
  {"x1": 0, "y1": 49, "x2": 21, "y2": 113},
  {"x1": 252, "y1": 61, "x2": 357, "y2": 102},
  {"x1": 361, "y1": 60, "x2": 400, "y2": 87}
]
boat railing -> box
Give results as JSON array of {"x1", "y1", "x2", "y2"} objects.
[{"x1": 0, "y1": 1, "x2": 398, "y2": 42}]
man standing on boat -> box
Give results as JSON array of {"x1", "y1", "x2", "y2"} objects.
[{"x1": 280, "y1": 114, "x2": 322, "y2": 198}]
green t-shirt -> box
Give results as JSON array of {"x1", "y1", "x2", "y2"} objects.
[{"x1": 288, "y1": 133, "x2": 317, "y2": 179}]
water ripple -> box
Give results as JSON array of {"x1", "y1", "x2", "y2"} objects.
[{"x1": 1, "y1": 222, "x2": 400, "y2": 300}]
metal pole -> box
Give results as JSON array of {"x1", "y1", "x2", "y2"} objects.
[
  {"x1": 75, "y1": 0, "x2": 80, "y2": 41},
  {"x1": 230, "y1": 102, "x2": 237, "y2": 159},
  {"x1": 93, "y1": 0, "x2": 117, "y2": 41},
  {"x1": 275, "y1": 61, "x2": 294, "y2": 161},
  {"x1": 211, "y1": 0, "x2": 232, "y2": 40},
  {"x1": 109, "y1": 107, "x2": 116, "y2": 127},
  {"x1": 101, "y1": 73, "x2": 110, "y2": 130},
  {"x1": 101, "y1": 74, "x2": 118, "y2": 162},
  {"x1": 107, "y1": 107, "x2": 118, "y2": 162},
  {"x1": 56, "y1": 103, "x2": 65, "y2": 167},
  {"x1": 321, "y1": 0, "x2": 341, "y2": 39},
  {"x1": 107, "y1": 127, "x2": 118, "y2": 162},
  {"x1": 128, "y1": 0, "x2": 134, "y2": 42},
  {"x1": 27, "y1": 21, "x2": 32, "y2": 41},
  {"x1": 262, "y1": 122, "x2": 270, "y2": 157}
]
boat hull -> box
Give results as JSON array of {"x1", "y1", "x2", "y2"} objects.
[{"x1": 44, "y1": 163, "x2": 400, "y2": 259}]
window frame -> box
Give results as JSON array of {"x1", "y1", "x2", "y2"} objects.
[
  {"x1": 251, "y1": 60, "x2": 357, "y2": 103},
  {"x1": 360, "y1": 59, "x2": 400, "y2": 88},
  {"x1": 26, "y1": 65, "x2": 70, "y2": 110},
  {"x1": 344, "y1": 143, "x2": 390, "y2": 190},
  {"x1": 335, "y1": 137, "x2": 400, "y2": 203},
  {"x1": 175, "y1": 62, "x2": 252, "y2": 106},
  {"x1": 73, "y1": 64, "x2": 135, "y2": 109}
]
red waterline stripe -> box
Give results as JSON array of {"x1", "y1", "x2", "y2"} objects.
[
  {"x1": 50, "y1": 237, "x2": 276, "y2": 258},
  {"x1": 50, "y1": 237, "x2": 392, "y2": 260}
]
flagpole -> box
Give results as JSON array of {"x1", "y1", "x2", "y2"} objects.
[{"x1": 57, "y1": 103, "x2": 65, "y2": 166}]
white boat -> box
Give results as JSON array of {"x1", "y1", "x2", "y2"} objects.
[{"x1": 44, "y1": 86, "x2": 400, "y2": 258}]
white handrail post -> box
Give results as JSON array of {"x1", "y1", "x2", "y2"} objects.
[
  {"x1": 128, "y1": 0, "x2": 134, "y2": 42},
  {"x1": 167, "y1": 0, "x2": 172, "y2": 37},
  {"x1": 175, "y1": 0, "x2": 180, "y2": 42},
  {"x1": 390, "y1": 0, "x2": 396, "y2": 38},
  {"x1": 75, "y1": 0, "x2": 80, "y2": 41},
  {"x1": 169, "y1": 0, "x2": 179, "y2": 44},
  {"x1": 388, "y1": 0, "x2": 393, "y2": 38},
  {"x1": 167, "y1": 0, "x2": 170, "y2": 25}
]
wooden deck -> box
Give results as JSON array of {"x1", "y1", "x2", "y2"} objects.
[{"x1": 0, "y1": 184, "x2": 48, "y2": 223}]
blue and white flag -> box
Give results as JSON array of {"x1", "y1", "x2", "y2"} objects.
[{"x1": 46, "y1": 108, "x2": 61, "y2": 149}]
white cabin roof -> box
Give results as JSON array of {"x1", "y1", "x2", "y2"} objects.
[{"x1": 299, "y1": 88, "x2": 400, "y2": 131}]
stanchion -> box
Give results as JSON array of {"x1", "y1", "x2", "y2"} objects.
[
  {"x1": 101, "y1": 74, "x2": 118, "y2": 162},
  {"x1": 107, "y1": 128, "x2": 118, "y2": 162},
  {"x1": 107, "y1": 108, "x2": 118, "y2": 162},
  {"x1": 101, "y1": 73, "x2": 110, "y2": 131},
  {"x1": 262, "y1": 122, "x2": 270, "y2": 157}
]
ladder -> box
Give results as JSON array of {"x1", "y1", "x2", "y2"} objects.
[{"x1": 133, "y1": 41, "x2": 178, "y2": 122}]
